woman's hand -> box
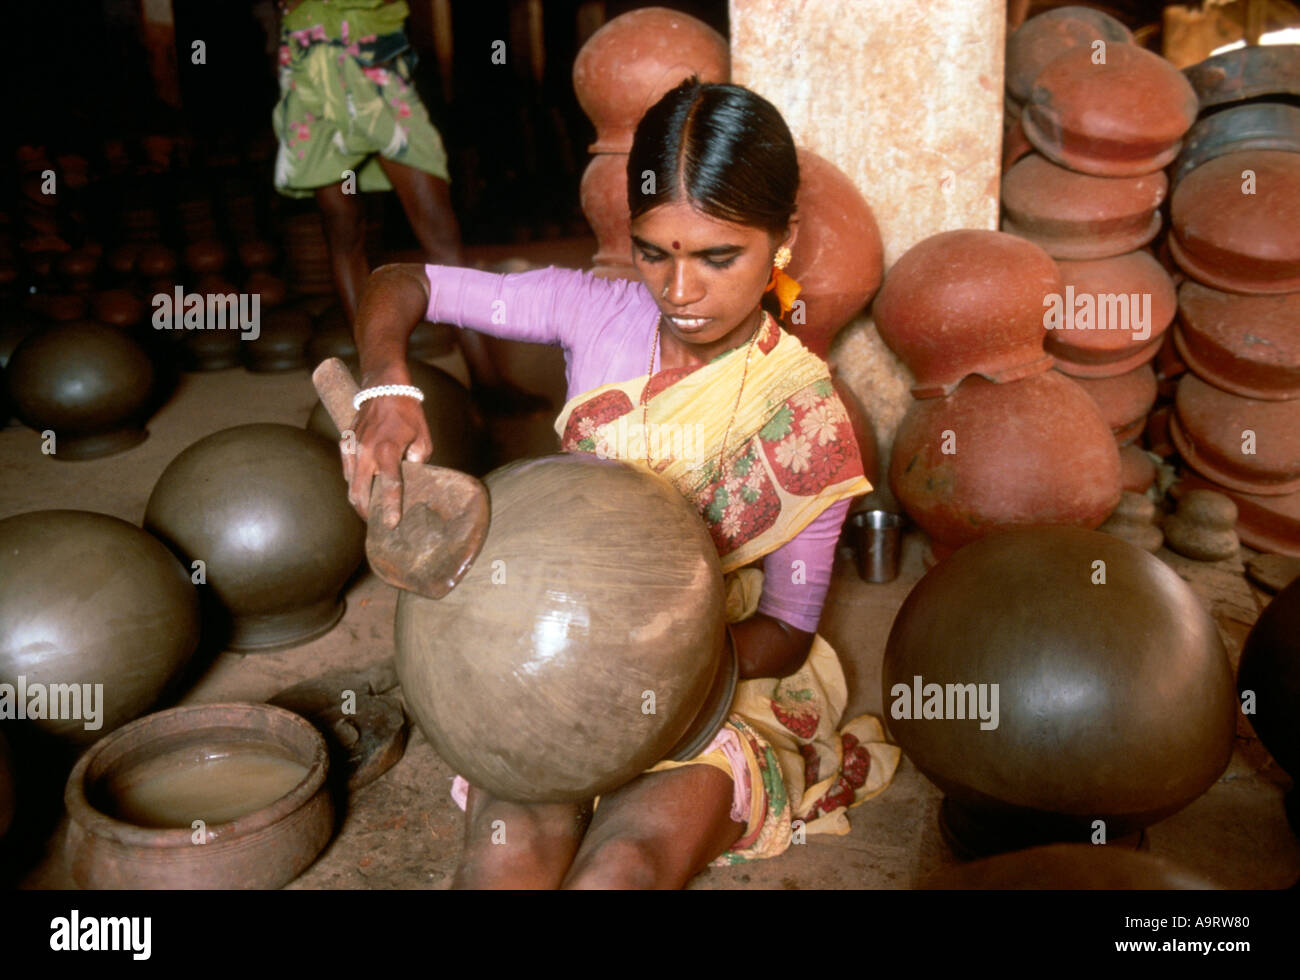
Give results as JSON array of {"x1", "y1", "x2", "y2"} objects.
[{"x1": 342, "y1": 386, "x2": 433, "y2": 528}]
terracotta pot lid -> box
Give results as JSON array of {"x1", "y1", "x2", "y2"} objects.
[
  {"x1": 1044, "y1": 250, "x2": 1176, "y2": 373},
  {"x1": 1183, "y1": 44, "x2": 1300, "y2": 112},
  {"x1": 1170, "y1": 151, "x2": 1300, "y2": 294},
  {"x1": 1023, "y1": 44, "x2": 1198, "y2": 177},
  {"x1": 238, "y1": 240, "x2": 277, "y2": 270},
  {"x1": 93, "y1": 288, "x2": 145, "y2": 328},
  {"x1": 1174, "y1": 280, "x2": 1300, "y2": 400},
  {"x1": 1172, "y1": 373, "x2": 1300, "y2": 495},
  {"x1": 873, "y1": 229, "x2": 1058, "y2": 399},
  {"x1": 1119, "y1": 442, "x2": 1157, "y2": 493},
  {"x1": 1175, "y1": 469, "x2": 1300, "y2": 557},
  {"x1": 1002, "y1": 154, "x2": 1166, "y2": 260},
  {"x1": 136, "y1": 244, "x2": 177, "y2": 278},
  {"x1": 1005, "y1": 5, "x2": 1134, "y2": 104},
  {"x1": 1171, "y1": 103, "x2": 1300, "y2": 190},
  {"x1": 1066, "y1": 363, "x2": 1157, "y2": 442}
]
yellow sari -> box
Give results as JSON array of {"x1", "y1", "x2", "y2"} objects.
[{"x1": 553, "y1": 312, "x2": 900, "y2": 864}]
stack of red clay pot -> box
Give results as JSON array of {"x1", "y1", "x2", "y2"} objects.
[
  {"x1": 1002, "y1": 11, "x2": 1198, "y2": 506},
  {"x1": 875, "y1": 229, "x2": 1121, "y2": 562}
]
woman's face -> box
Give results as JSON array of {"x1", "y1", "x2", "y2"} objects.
[{"x1": 630, "y1": 200, "x2": 795, "y2": 358}]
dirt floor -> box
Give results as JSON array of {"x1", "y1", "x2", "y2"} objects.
[{"x1": 4, "y1": 240, "x2": 1298, "y2": 890}]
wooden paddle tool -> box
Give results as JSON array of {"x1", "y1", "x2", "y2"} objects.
[{"x1": 312, "y1": 357, "x2": 489, "y2": 598}]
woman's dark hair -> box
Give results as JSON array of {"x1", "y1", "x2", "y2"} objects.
[{"x1": 627, "y1": 78, "x2": 799, "y2": 237}]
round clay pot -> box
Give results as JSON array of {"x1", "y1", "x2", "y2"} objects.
[
  {"x1": 305, "y1": 317, "x2": 357, "y2": 365},
  {"x1": 6, "y1": 321, "x2": 155, "y2": 459},
  {"x1": 883, "y1": 526, "x2": 1236, "y2": 855},
  {"x1": 237, "y1": 240, "x2": 277, "y2": 270},
  {"x1": 144, "y1": 424, "x2": 366, "y2": 652},
  {"x1": 1176, "y1": 468, "x2": 1300, "y2": 557},
  {"x1": 136, "y1": 244, "x2": 177, "y2": 279},
  {"x1": 1171, "y1": 373, "x2": 1300, "y2": 495},
  {"x1": 106, "y1": 243, "x2": 140, "y2": 276},
  {"x1": 889, "y1": 372, "x2": 1122, "y2": 552},
  {"x1": 1238, "y1": 576, "x2": 1300, "y2": 777},
  {"x1": 784, "y1": 149, "x2": 884, "y2": 357},
  {"x1": 243, "y1": 309, "x2": 311, "y2": 372},
  {"x1": 572, "y1": 7, "x2": 729, "y2": 153},
  {"x1": 57, "y1": 248, "x2": 100, "y2": 281},
  {"x1": 245, "y1": 271, "x2": 286, "y2": 310},
  {"x1": 1002, "y1": 154, "x2": 1166, "y2": 260},
  {"x1": 93, "y1": 288, "x2": 145, "y2": 330},
  {"x1": 1174, "y1": 280, "x2": 1300, "y2": 401},
  {"x1": 874, "y1": 230, "x2": 1058, "y2": 398},
  {"x1": 1171, "y1": 103, "x2": 1300, "y2": 190},
  {"x1": 64, "y1": 703, "x2": 332, "y2": 889},
  {"x1": 395, "y1": 454, "x2": 726, "y2": 803},
  {"x1": 0, "y1": 510, "x2": 199, "y2": 744},
  {"x1": 922, "y1": 843, "x2": 1214, "y2": 889},
  {"x1": 1119, "y1": 442, "x2": 1157, "y2": 494},
  {"x1": 1169, "y1": 151, "x2": 1300, "y2": 294},
  {"x1": 183, "y1": 326, "x2": 244, "y2": 371},
  {"x1": 306, "y1": 358, "x2": 483, "y2": 475},
  {"x1": 1046, "y1": 250, "x2": 1176, "y2": 377},
  {"x1": 1184, "y1": 43, "x2": 1300, "y2": 112},
  {"x1": 579, "y1": 153, "x2": 636, "y2": 280},
  {"x1": 1066, "y1": 363, "x2": 1157, "y2": 444},
  {"x1": 1005, "y1": 5, "x2": 1134, "y2": 104},
  {"x1": 1023, "y1": 44, "x2": 1198, "y2": 177}
]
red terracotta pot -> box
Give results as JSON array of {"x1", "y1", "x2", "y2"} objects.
[
  {"x1": 874, "y1": 230, "x2": 1059, "y2": 399},
  {"x1": 238, "y1": 240, "x2": 277, "y2": 271},
  {"x1": 136, "y1": 245, "x2": 177, "y2": 279},
  {"x1": 246, "y1": 271, "x2": 287, "y2": 309},
  {"x1": 1046, "y1": 250, "x2": 1175, "y2": 377},
  {"x1": 1169, "y1": 151, "x2": 1300, "y2": 294},
  {"x1": 889, "y1": 372, "x2": 1122, "y2": 552},
  {"x1": 1176, "y1": 469, "x2": 1300, "y2": 557},
  {"x1": 1174, "y1": 282, "x2": 1299, "y2": 401},
  {"x1": 106, "y1": 243, "x2": 140, "y2": 277},
  {"x1": 572, "y1": 7, "x2": 729, "y2": 154},
  {"x1": 93, "y1": 289, "x2": 145, "y2": 329},
  {"x1": 185, "y1": 239, "x2": 229, "y2": 274},
  {"x1": 578, "y1": 152, "x2": 636, "y2": 280},
  {"x1": 1005, "y1": 6, "x2": 1134, "y2": 104},
  {"x1": 784, "y1": 149, "x2": 883, "y2": 357},
  {"x1": 1066, "y1": 363, "x2": 1157, "y2": 445},
  {"x1": 1002, "y1": 155, "x2": 1166, "y2": 260},
  {"x1": 58, "y1": 248, "x2": 100, "y2": 281},
  {"x1": 1119, "y1": 443, "x2": 1157, "y2": 494},
  {"x1": 1171, "y1": 373, "x2": 1300, "y2": 495},
  {"x1": 1023, "y1": 44, "x2": 1198, "y2": 177}
]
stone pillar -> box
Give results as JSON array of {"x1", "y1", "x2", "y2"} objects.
[{"x1": 731, "y1": 0, "x2": 1006, "y2": 483}]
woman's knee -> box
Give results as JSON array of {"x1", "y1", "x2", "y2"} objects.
[{"x1": 563, "y1": 836, "x2": 663, "y2": 890}]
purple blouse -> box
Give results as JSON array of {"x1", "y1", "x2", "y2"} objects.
[{"x1": 424, "y1": 264, "x2": 853, "y2": 633}]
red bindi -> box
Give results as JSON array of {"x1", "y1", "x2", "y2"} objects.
[{"x1": 672, "y1": 241, "x2": 681, "y2": 250}]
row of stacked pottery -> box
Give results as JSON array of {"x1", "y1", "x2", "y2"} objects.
[
  {"x1": 874, "y1": 229, "x2": 1122, "y2": 563},
  {"x1": 572, "y1": 6, "x2": 729, "y2": 280},
  {"x1": 1163, "y1": 44, "x2": 1300, "y2": 558},
  {"x1": 284, "y1": 212, "x2": 334, "y2": 295}
]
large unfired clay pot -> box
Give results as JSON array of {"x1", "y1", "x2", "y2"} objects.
[
  {"x1": 1237, "y1": 576, "x2": 1300, "y2": 777},
  {"x1": 889, "y1": 372, "x2": 1121, "y2": 553},
  {"x1": 1067, "y1": 364, "x2": 1157, "y2": 445},
  {"x1": 1005, "y1": 5, "x2": 1134, "y2": 104},
  {"x1": 883, "y1": 526, "x2": 1236, "y2": 855},
  {"x1": 6, "y1": 321, "x2": 155, "y2": 459},
  {"x1": 873, "y1": 230, "x2": 1058, "y2": 398},
  {"x1": 395, "y1": 454, "x2": 726, "y2": 803},
  {"x1": 0, "y1": 510, "x2": 199, "y2": 744},
  {"x1": 145, "y1": 424, "x2": 365, "y2": 652}
]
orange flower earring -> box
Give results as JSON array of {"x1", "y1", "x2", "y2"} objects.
[{"x1": 765, "y1": 245, "x2": 802, "y2": 320}]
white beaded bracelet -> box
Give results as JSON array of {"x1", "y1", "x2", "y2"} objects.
[{"x1": 353, "y1": 384, "x2": 426, "y2": 411}]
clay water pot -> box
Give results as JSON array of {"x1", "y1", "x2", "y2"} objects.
[
  {"x1": 245, "y1": 271, "x2": 286, "y2": 310},
  {"x1": 579, "y1": 152, "x2": 636, "y2": 280},
  {"x1": 145, "y1": 424, "x2": 365, "y2": 652},
  {"x1": 1023, "y1": 44, "x2": 1198, "y2": 177},
  {"x1": 93, "y1": 288, "x2": 145, "y2": 330},
  {"x1": 136, "y1": 244, "x2": 177, "y2": 279},
  {"x1": 57, "y1": 248, "x2": 100, "y2": 281},
  {"x1": 106, "y1": 243, "x2": 140, "y2": 276},
  {"x1": 1067, "y1": 364, "x2": 1157, "y2": 444},
  {"x1": 1046, "y1": 252, "x2": 1175, "y2": 378},
  {"x1": 6, "y1": 321, "x2": 155, "y2": 459},
  {"x1": 889, "y1": 372, "x2": 1121, "y2": 553},
  {"x1": 305, "y1": 317, "x2": 357, "y2": 364},
  {"x1": 783, "y1": 149, "x2": 884, "y2": 357},
  {"x1": 1119, "y1": 442, "x2": 1157, "y2": 494},
  {"x1": 922, "y1": 843, "x2": 1214, "y2": 890},
  {"x1": 1098, "y1": 490, "x2": 1163, "y2": 552},
  {"x1": 0, "y1": 510, "x2": 199, "y2": 744},
  {"x1": 1001, "y1": 155, "x2": 1166, "y2": 260},
  {"x1": 238, "y1": 240, "x2": 277, "y2": 270},
  {"x1": 1171, "y1": 103, "x2": 1300, "y2": 190},
  {"x1": 1174, "y1": 280, "x2": 1300, "y2": 401},
  {"x1": 1171, "y1": 373, "x2": 1300, "y2": 495},
  {"x1": 1164, "y1": 488, "x2": 1239, "y2": 561},
  {"x1": 243, "y1": 309, "x2": 311, "y2": 372},
  {"x1": 1238, "y1": 576, "x2": 1300, "y2": 777},
  {"x1": 1176, "y1": 468, "x2": 1300, "y2": 557},
  {"x1": 64, "y1": 702, "x2": 332, "y2": 889},
  {"x1": 395, "y1": 454, "x2": 727, "y2": 803},
  {"x1": 0, "y1": 728, "x2": 12, "y2": 839},
  {"x1": 1170, "y1": 151, "x2": 1300, "y2": 294},
  {"x1": 572, "y1": 6, "x2": 729, "y2": 153},
  {"x1": 1005, "y1": 5, "x2": 1134, "y2": 104},
  {"x1": 307, "y1": 359, "x2": 483, "y2": 475},
  {"x1": 1184, "y1": 44, "x2": 1300, "y2": 112},
  {"x1": 882, "y1": 526, "x2": 1236, "y2": 856},
  {"x1": 873, "y1": 230, "x2": 1057, "y2": 398},
  {"x1": 183, "y1": 325, "x2": 243, "y2": 372}
]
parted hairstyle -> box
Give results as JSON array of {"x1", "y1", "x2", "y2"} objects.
[{"x1": 627, "y1": 77, "x2": 800, "y2": 237}]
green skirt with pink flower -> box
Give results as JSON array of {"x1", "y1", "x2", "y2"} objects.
[{"x1": 272, "y1": 36, "x2": 450, "y2": 198}]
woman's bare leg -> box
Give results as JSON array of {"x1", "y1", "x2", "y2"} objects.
[
  {"x1": 451, "y1": 783, "x2": 592, "y2": 889},
  {"x1": 561, "y1": 766, "x2": 745, "y2": 890},
  {"x1": 314, "y1": 181, "x2": 370, "y2": 320}
]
